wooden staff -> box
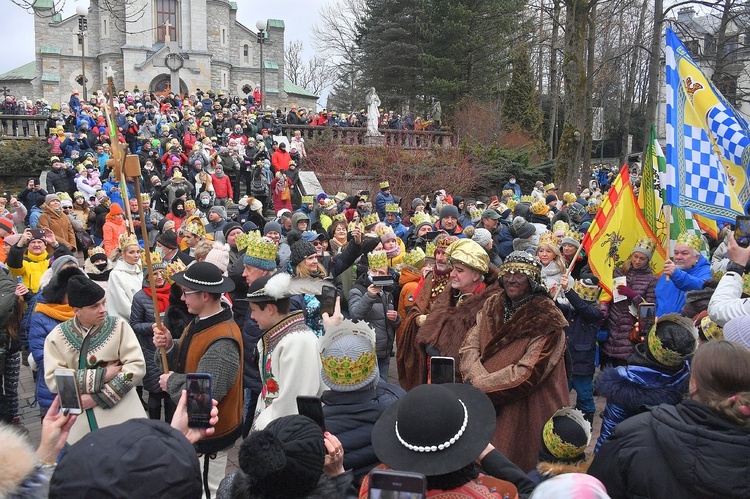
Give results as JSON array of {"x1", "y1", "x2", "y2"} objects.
[
  {"x1": 124, "y1": 155, "x2": 169, "y2": 371},
  {"x1": 553, "y1": 242, "x2": 585, "y2": 300}
]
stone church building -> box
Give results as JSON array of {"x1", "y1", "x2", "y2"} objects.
[{"x1": 1, "y1": 0, "x2": 317, "y2": 109}]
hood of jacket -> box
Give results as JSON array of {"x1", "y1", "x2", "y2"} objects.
[
  {"x1": 650, "y1": 400, "x2": 750, "y2": 497},
  {"x1": 596, "y1": 364, "x2": 690, "y2": 415}
]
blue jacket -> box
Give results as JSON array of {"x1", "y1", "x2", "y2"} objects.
[
  {"x1": 375, "y1": 191, "x2": 394, "y2": 221},
  {"x1": 655, "y1": 255, "x2": 711, "y2": 316},
  {"x1": 595, "y1": 362, "x2": 690, "y2": 452},
  {"x1": 28, "y1": 295, "x2": 67, "y2": 410},
  {"x1": 503, "y1": 182, "x2": 522, "y2": 198},
  {"x1": 385, "y1": 217, "x2": 408, "y2": 241},
  {"x1": 561, "y1": 288, "x2": 604, "y2": 377},
  {"x1": 497, "y1": 226, "x2": 515, "y2": 260},
  {"x1": 322, "y1": 381, "x2": 405, "y2": 483}
]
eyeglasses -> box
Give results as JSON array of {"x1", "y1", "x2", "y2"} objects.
[
  {"x1": 63, "y1": 207, "x2": 73, "y2": 210},
  {"x1": 181, "y1": 289, "x2": 202, "y2": 297}
]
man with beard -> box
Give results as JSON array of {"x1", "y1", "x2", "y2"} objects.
[
  {"x1": 655, "y1": 232, "x2": 711, "y2": 316},
  {"x1": 397, "y1": 234, "x2": 456, "y2": 389},
  {"x1": 459, "y1": 251, "x2": 569, "y2": 472}
]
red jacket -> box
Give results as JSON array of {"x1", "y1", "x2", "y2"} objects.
[
  {"x1": 271, "y1": 150, "x2": 292, "y2": 174},
  {"x1": 211, "y1": 173, "x2": 233, "y2": 200}
]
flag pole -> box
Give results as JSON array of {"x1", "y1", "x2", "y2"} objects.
[{"x1": 553, "y1": 243, "x2": 585, "y2": 300}]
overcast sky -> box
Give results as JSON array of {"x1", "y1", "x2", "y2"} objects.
[{"x1": 1, "y1": 0, "x2": 330, "y2": 99}]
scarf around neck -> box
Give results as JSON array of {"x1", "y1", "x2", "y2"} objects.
[{"x1": 143, "y1": 283, "x2": 171, "y2": 313}]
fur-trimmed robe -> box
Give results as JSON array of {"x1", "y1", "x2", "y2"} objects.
[
  {"x1": 460, "y1": 291, "x2": 569, "y2": 472},
  {"x1": 529, "y1": 457, "x2": 593, "y2": 484},
  {"x1": 408, "y1": 267, "x2": 501, "y2": 387}
]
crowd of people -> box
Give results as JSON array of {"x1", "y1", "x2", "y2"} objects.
[{"x1": 0, "y1": 87, "x2": 747, "y2": 499}]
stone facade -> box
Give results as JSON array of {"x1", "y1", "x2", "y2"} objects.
[{"x1": 23, "y1": 0, "x2": 316, "y2": 109}]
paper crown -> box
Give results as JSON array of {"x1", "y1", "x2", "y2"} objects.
[
  {"x1": 675, "y1": 232, "x2": 703, "y2": 253},
  {"x1": 348, "y1": 221, "x2": 362, "y2": 233},
  {"x1": 425, "y1": 242, "x2": 436, "y2": 259},
  {"x1": 140, "y1": 193, "x2": 150, "y2": 202},
  {"x1": 119, "y1": 232, "x2": 139, "y2": 250},
  {"x1": 377, "y1": 225, "x2": 396, "y2": 240},
  {"x1": 501, "y1": 189, "x2": 514, "y2": 197},
  {"x1": 385, "y1": 203, "x2": 400, "y2": 214},
  {"x1": 362, "y1": 213, "x2": 380, "y2": 228},
  {"x1": 301, "y1": 195, "x2": 314, "y2": 204},
  {"x1": 244, "y1": 236, "x2": 278, "y2": 270},
  {"x1": 520, "y1": 195, "x2": 534, "y2": 203},
  {"x1": 538, "y1": 231, "x2": 559, "y2": 248},
  {"x1": 410, "y1": 212, "x2": 432, "y2": 228},
  {"x1": 57, "y1": 192, "x2": 72, "y2": 202},
  {"x1": 573, "y1": 279, "x2": 601, "y2": 302},
  {"x1": 699, "y1": 315, "x2": 723, "y2": 342},
  {"x1": 319, "y1": 319, "x2": 378, "y2": 391},
  {"x1": 506, "y1": 199, "x2": 517, "y2": 211},
  {"x1": 367, "y1": 250, "x2": 388, "y2": 269},
  {"x1": 88, "y1": 245, "x2": 106, "y2": 258},
  {"x1": 323, "y1": 198, "x2": 338, "y2": 210},
  {"x1": 183, "y1": 221, "x2": 206, "y2": 237},
  {"x1": 563, "y1": 192, "x2": 577, "y2": 203},
  {"x1": 184, "y1": 199, "x2": 195, "y2": 210},
  {"x1": 542, "y1": 407, "x2": 592, "y2": 460},
  {"x1": 334, "y1": 192, "x2": 347, "y2": 201},
  {"x1": 530, "y1": 199, "x2": 549, "y2": 215},
  {"x1": 163, "y1": 259, "x2": 187, "y2": 284},
  {"x1": 552, "y1": 220, "x2": 570, "y2": 234},
  {"x1": 646, "y1": 313, "x2": 698, "y2": 367},
  {"x1": 173, "y1": 170, "x2": 183, "y2": 179},
  {"x1": 141, "y1": 250, "x2": 166, "y2": 269},
  {"x1": 585, "y1": 199, "x2": 601, "y2": 214},
  {"x1": 235, "y1": 231, "x2": 260, "y2": 252},
  {"x1": 402, "y1": 247, "x2": 426, "y2": 269},
  {"x1": 435, "y1": 234, "x2": 457, "y2": 249},
  {"x1": 544, "y1": 183, "x2": 557, "y2": 191},
  {"x1": 379, "y1": 181, "x2": 390, "y2": 189},
  {"x1": 632, "y1": 236, "x2": 656, "y2": 258},
  {"x1": 332, "y1": 213, "x2": 347, "y2": 223},
  {"x1": 562, "y1": 230, "x2": 582, "y2": 248},
  {"x1": 73, "y1": 190, "x2": 85, "y2": 199},
  {"x1": 469, "y1": 207, "x2": 483, "y2": 222}
]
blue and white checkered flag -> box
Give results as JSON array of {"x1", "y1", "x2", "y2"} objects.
[{"x1": 665, "y1": 28, "x2": 748, "y2": 222}]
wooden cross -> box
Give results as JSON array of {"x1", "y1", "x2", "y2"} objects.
[{"x1": 163, "y1": 20, "x2": 172, "y2": 43}]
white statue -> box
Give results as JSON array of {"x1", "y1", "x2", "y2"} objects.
[{"x1": 365, "y1": 87, "x2": 381, "y2": 136}]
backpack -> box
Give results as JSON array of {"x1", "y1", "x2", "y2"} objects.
[{"x1": 251, "y1": 169, "x2": 268, "y2": 196}]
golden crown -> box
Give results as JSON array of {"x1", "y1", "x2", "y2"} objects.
[
  {"x1": 183, "y1": 221, "x2": 206, "y2": 238},
  {"x1": 633, "y1": 236, "x2": 656, "y2": 255},
  {"x1": 321, "y1": 347, "x2": 377, "y2": 389},
  {"x1": 542, "y1": 408, "x2": 591, "y2": 460},
  {"x1": 379, "y1": 181, "x2": 390, "y2": 189},
  {"x1": 538, "y1": 231, "x2": 559, "y2": 248},
  {"x1": 586, "y1": 199, "x2": 601, "y2": 214},
  {"x1": 675, "y1": 232, "x2": 703, "y2": 253},
  {"x1": 184, "y1": 199, "x2": 195, "y2": 209},
  {"x1": 552, "y1": 220, "x2": 570, "y2": 233},
  {"x1": 368, "y1": 250, "x2": 388, "y2": 269},
  {"x1": 385, "y1": 203, "x2": 400, "y2": 214},
  {"x1": 140, "y1": 193, "x2": 150, "y2": 202},
  {"x1": 573, "y1": 279, "x2": 600, "y2": 302},
  {"x1": 335, "y1": 192, "x2": 348, "y2": 201},
  {"x1": 520, "y1": 195, "x2": 534, "y2": 203},
  {"x1": 323, "y1": 198, "x2": 338, "y2": 210},
  {"x1": 699, "y1": 315, "x2": 723, "y2": 342},
  {"x1": 57, "y1": 192, "x2": 72, "y2": 202},
  {"x1": 89, "y1": 245, "x2": 106, "y2": 257},
  {"x1": 235, "y1": 231, "x2": 260, "y2": 252},
  {"x1": 246, "y1": 236, "x2": 278, "y2": 262},
  {"x1": 425, "y1": 242, "x2": 436, "y2": 259},
  {"x1": 411, "y1": 212, "x2": 431, "y2": 227},
  {"x1": 74, "y1": 190, "x2": 85, "y2": 199},
  {"x1": 563, "y1": 230, "x2": 582, "y2": 243},
  {"x1": 469, "y1": 208, "x2": 483, "y2": 221},
  {"x1": 506, "y1": 199, "x2": 517, "y2": 211},
  {"x1": 141, "y1": 250, "x2": 164, "y2": 268},
  {"x1": 332, "y1": 213, "x2": 347, "y2": 223},
  {"x1": 119, "y1": 232, "x2": 139, "y2": 250},
  {"x1": 502, "y1": 189, "x2": 513, "y2": 197},
  {"x1": 301, "y1": 195, "x2": 314, "y2": 204},
  {"x1": 435, "y1": 234, "x2": 457, "y2": 248},
  {"x1": 544, "y1": 183, "x2": 556, "y2": 191},
  {"x1": 163, "y1": 259, "x2": 187, "y2": 284},
  {"x1": 348, "y1": 221, "x2": 362, "y2": 233},
  {"x1": 362, "y1": 213, "x2": 380, "y2": 228},
  {"x1": 402, "y1": 247, "x2": 426, "y2": 269},
  {"x1": 563, "y1": 192, "x2": 577, "y2": 203},
  {"x1": 531, "y1": 199, "x2": 549, "y2": 215},
  {"x1": 377, "y1": 225, "x2": 395, "y2": 239}
]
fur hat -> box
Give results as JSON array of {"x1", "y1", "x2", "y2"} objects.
[
  {"x1": 67, "y1": 274, "x2": 106, "y2": 308},
  {"x1": 44, "y1": 265, "x2": 84, "y2": 304}
]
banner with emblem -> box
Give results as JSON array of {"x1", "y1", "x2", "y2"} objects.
[
  {"x1": 665, "y1": 27, "x2": 749, "y2": 223},
  {"x1": 583, "y1": 165, "x2": 667, "y2": 300}
]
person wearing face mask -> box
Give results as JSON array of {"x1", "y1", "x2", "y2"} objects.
[
  {"x1": 503, "y1": 176, "x2": 522, "y2": 198},
  {"x1": 84, "y1": 245, "x2": 113, "y2": 287}
]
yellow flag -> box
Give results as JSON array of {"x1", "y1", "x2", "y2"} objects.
[{"x1": 583, "y1": 165, "x2": 666, "y2": 299}]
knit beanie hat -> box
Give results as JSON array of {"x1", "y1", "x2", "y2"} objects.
[
  {"x1": 45, "y1": 194, "x2": 60, "y2": 204},
  {"x1": 264, "y1": 221, "x2": 282, "y2": 236},
  {"x1": 0, "y1": 218, "x2": 13, "y2": 234},
  {"x1": 439, "y1": 204, "x2": 459, "y2": 220},
  {"x1": 222, "y1": 222, "x2": 242, "y2": 240},
  {"x1": 234, "y1": 415, "x2": 325, "y2": 499},
  {"x1": 204, "y1": 241, "x2": 230, "y2": 276},
  {"x1": 50, "y1": 254, "x2": 78, "y2": 275},
  {"x1": 512, "y1": 217, "x2": 536, "y2": 239},
  {"x1": 472, "y1": 228, "x2": 493, "y2": 248},
  {"x1": 67, "y1": 274, "x2": 106, "y2": 308},
  {"x1": 722, "y1": 315, "x2": 750, "y2": 349},
  {"x1": 209, "y1": 205, "x2": 226, "y2": 219},
  {"x1": 411, "y1": 197, "x2": 425, "y2": 210},
  {"x1": 539, "y1": 407, "x2": 591, "y2": 464},
  {"x1": 290, "y1": 239, "x2": 316, "y2": 270}
]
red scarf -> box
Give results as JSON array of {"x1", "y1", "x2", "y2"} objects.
[{"x1": 143, "y1": 283, "x2": 171, "y2": 313}]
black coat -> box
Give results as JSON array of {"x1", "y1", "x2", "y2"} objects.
[
  {"x1": 588, "y1": 400, "x2": 750, "y2": 499},
  {"x1": 560, "y1": 288, "x2": 604, "y2": 376}
]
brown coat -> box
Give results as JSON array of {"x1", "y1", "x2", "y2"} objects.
[
  {"x1": 38, "y1": 204, "x2": 76, "y2": 251},
  {"x1": 460, "y1": 292, "x2": 569, "y2": 473}
]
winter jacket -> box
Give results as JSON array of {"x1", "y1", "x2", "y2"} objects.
[
  {"x1": 38, "y1": 205, "x2": 76, "y2": 251},
  {"x1": 28, "y1": 295, "x2": 68, "y2": 410},
  {"x1": 7, "y1": 244, "x2": 50, "y2": 294},
  {"x1": 655, "y1": 255, "x2": 711, "y2": 316},
  {"x1": 130, "y1": 287, "x2": 166, "y2": 394},
  {"x1": 601, "y1": 265, "x2": 657, "y2": 360},
  {"x1": 348, "y1": 273, "x2": 401, "y2": 360},
  {"x1": 561, "y1": 288, "x2": 604, "y2": 377},
  {"x1": 374, "y1": 191, "x2": 394, "y2": 221},
  {"x1": 45, "y1": 166, "x2": 76, "y2": 195},
  {"x1": 595, "y1": 361, "x2": 690, "y2": 452},
  {"x1": 321, "y1": 381, "x2": 405, "y2": 483},
  {"x1": 211, "y1": 173, "x2": 233, "y2": 200},
  {"x1": 588, "y1": 400, "x2": 750, "y2": 499},
  {"x1": 707, "y1": 270, "x2": 750, "y2": 326},
  {"x1": 496, "y1": 226, "x2": 515, "y2": 260}
]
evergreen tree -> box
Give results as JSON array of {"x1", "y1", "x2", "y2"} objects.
[{"x1": 502, "y1": 43, "x2": 544, "y2": 141}]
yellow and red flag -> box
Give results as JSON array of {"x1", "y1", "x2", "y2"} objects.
[{"x1": 583, "y1": 165, "x2": 667, "y2": 300}]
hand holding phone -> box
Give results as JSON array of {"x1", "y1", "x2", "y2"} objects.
[
  {"x1": 55, "y1": 369, "x2": 82, "y2": 415},
  {"x1": 369, "y1": 469, "x2": 426, "y2": 498},
  {"x1": 319, "y1": 285, "x2": 337, "y2": 318},
  {"x1": 297, "y1": 395, "x2": 326, "y2": 431},
  {"x1": 735, "y1": 215, "x2": 750, "y2": 248},
  {"x1": 637, "y1": 303, "x2": 656, "y2": 338}
]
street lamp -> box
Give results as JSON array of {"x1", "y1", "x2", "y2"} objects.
[
  {"x1": 255, "y1": 19, "x2": 268, "y2": 108},
  {"x1": 76, "y1": 4, "x2": 89, "y2": 103}
]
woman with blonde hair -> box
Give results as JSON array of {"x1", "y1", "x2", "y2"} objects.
[
  {"x1": 589, "y1": 340, "x2": 750, "y2": 498},
  {"x1": 105, "y1": 233, "x2": 143, "y2": 322},
  {"x1": 536, "y1": 231, "x2": 568, "y2": 298}
]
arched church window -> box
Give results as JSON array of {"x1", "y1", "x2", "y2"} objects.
[{"x1": 157, "y1": 0, "x2": 178, "y2": 43}]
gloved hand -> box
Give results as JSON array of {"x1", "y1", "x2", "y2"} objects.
[{"x1": 617, "y1": 285, "x2": 638, "y2": 300}]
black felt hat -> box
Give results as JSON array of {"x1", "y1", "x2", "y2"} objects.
[
  {"x1": 371, "y1": 383, "x2": 495, "y2": 476},
  {"x1": 67, "y1": 274, "x2": 105, "y2": 308},
  {"x1": 171, "y1": 261, "x2": 235, "y2": 293}
]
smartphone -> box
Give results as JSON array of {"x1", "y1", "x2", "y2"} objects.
[
  {"x1": 429, "y1": 356, "x2": 455, "y2": 384},
  {"x1": 186, "y1": 373, "x2": 213, "y2": 428},
  {"x1": 369, "y1": 469, "x2": 426, "y2": 499},
  {"x1": 371, "y1": 275, "x2": 395, "y2": 288},
  {"x1": 735, "y1": 215, "x2": 750, "y2": 248},
  {"x1": 638, "y1": 303, "x2": 656, "y2": 336},
  {"x1": 490, "y1": 195, "x2": 499, "y2": 203},
  {"x1": 16, "y1": 276, "x2": 23, "y2": 285},
  {"x1": 296, "y1": 395, "x2": 326, "y2": 431},
  {"x1": 55, "y1": 369, "x2": 82, "y2": 415},
  {"x1": 421, "y1": 231, "x2": 441, "y2": 241},
  {"x1": 29, "y1": 228, "x2": 46, "y2": 240},
  {"x1": 319, "y1": 285, "x2": 337, "y2": 317},
  {"x1": 360, "y1": 190, "x2": 370, "y2": 196}
]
